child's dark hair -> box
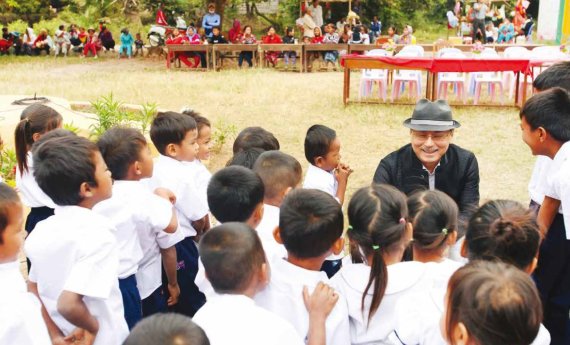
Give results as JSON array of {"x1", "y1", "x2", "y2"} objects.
[
  {"x1": 31, "y1": 129, "x2": 77, "y2": 154},
  {"x1": 97, "y1": 127, "x2": 147, "y2": 180},
  {"x1": 180, "y1": 108, "x2": 211, "y2": 133},
  {"x1": 347, "y1": 184, "x2": 408, "y2": 324},
  {"x1": 207, "y1": 166, "x2": 264, "y2": 223},
  {"x1": 199, "y1": 222, "x2": 266, "y2": 293},
  {"x1": 519, "y1": 87, "x2": 570, "y2": 142},
  {"x1": 285, "y1": 26, "x2": 294, "y2": 35},
  {"x1": 253, "y1": 150, "x2": 302, "y2": 201},
  {"x1": 304, "y1": 124, "x2": 336, "y2": 165},
  {"x1": 279, "y1": 189, "x2": 343, "y2": 258},
  {"x1": 33, "y1": 136, "x2": 99, "y2": 206},
  {"x1": 0, "y1": 183, "x2": 21, "y2": 244},
  {"x1": 226, "y1": 147, "x2": 265, "y2": 169},
  {"x1": 466, "y1": 200, "x2": 540, "y2": 270},
  {"x1": 445, "y1": 261, "x2": 542, "y2": 345},
  {"x1": 266, "y1": 25, "x2": 276, "y2": 33},
  {"x1": 408, "y1": 190, "x2": 458, "y2": 251},
  {"x1": 233, "y1": 127, "x2": 280, "y2": 154},
  {"x1": 124, "y1": 313, "x2": 210, "y2": 345},
  {"x1": 533, "y1": 61, "x2": 570, "y2": 92},
  {"x1": 150, "y1": 111, "x2": 197, "y2": 155},
  {"x1": 15, "y1": 104, "x2": 63, "y2": 174}
]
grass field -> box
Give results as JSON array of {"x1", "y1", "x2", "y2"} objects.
[{"x1": 0, "y1": 55, "x2": 535, "y2": 205}]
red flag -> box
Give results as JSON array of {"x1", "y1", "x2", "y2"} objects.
[{"x1": 156, "y1": 8, "x2": 168, "y2": 26}]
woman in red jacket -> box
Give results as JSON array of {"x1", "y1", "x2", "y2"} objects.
[
  {"x1": 262, "y1": 26, "x2": 282, "y2": 67},
  {"x1": 166, "y1": 28, "x2": 195, "y2": 67}
]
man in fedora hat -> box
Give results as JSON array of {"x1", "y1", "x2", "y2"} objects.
[{"x1": 373, "y1": 99, "x2": 480, "y2": 226}]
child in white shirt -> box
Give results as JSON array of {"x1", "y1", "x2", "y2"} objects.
[
  {"x1": 0, "y1": 183, "x2": 51, "y2": 345},
  {"x1": 303, "y1": 124, "x2": 351, "y2": 205},
  {"x1": 196, "y1": 165, "x2": 265, "y2": 298},
  {"x1": 195, "y1": 222, "x2": 338, "y2": 345},
  {"x1": 442, "y1": 261, "x2": 543, "y2": 345},
  {"x1": 253, "y1": 150, "x2": 303, "y2": 260},
  {"x1": 124, "y1": 313, "x2": 209, "y2": 345},
  {"x1": 255, "y1": 189, "x2": 351, "y2": 345},
  {"x1": 14, "y1": 104, "x2": 62, "y2": 270},
  {"x1": 93, "y1": 127, "x2": 181, "y2": 327},
  {"x1": 147, "y1": 112, "x2": 210, "y2": 317},
  {"x1": 25, "y1": 135, "x2": 128, "y2": 345},
  {"x1": 520, "y1": 88, "x2": 570, "y2": 343}
]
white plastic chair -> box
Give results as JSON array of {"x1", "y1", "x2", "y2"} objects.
[
  {"x1": 392, "y1": 48, "x2": 424, "y2": 101},
  {"x1": 359, "y1": 49, "x2": 390, "y2": 101},
  {"x1": 530, "y1": 46, "x2": 567, "y2": 75},
  {"x1": 437, "y1": 50, "x2": 467, "y2": 104},
  {"x1": 473, "y1": 48, "x2": 504, "y2": 105},
  {"x1": 502, "y1": 46, "x2": 530, "y2": 99},
  {"x1": 436, "y1": 47, "x2": 462, "y2": 57}
]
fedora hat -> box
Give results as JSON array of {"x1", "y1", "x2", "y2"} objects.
[{"x1": 403, "y1": 99, "x2": 461, "y2": 131}]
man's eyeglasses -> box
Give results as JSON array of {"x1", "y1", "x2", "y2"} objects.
[{"x1": 411, "y1": 131, "x2": 452, "y2": 142}]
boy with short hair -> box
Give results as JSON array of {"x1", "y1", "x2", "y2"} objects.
[
  {"x1": 25, "y1": 135, "x2": 129, "y2": 345},
  {"x1": 93, "y1": 127, "x2": 181, "y2": 324},
  {"x1": 208, "y1": 26, "x2": 228, "y2": 44},
  {"x1": 194, "y1": 222, "x2": 338, "y2": 345},
  {"x1": 124, "y1": 313, "x2": 210, "y2": 345},
  {"x1": 0, "y1": 183, "x2": 51, "y2": 344},
  {"x1": 303, "y1": 124, "x2": 352, "y2": 205},
  {"x1": 253, "y1": 150, "x2": 302, "y2": 259},
  {"x1": 520, "y1": 87, "x2": 570, "y2": 343},
  {"x1": 255, "y1": 189, "x2": 351, "y2": 345},
  {"x1": 233, "y1": 126, "x2": 280, "y2": 154},
  {"x1": 148, "y1": 112, "x2": 210, "y2": 317}
]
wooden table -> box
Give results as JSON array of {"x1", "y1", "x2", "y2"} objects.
[
  {"x1": 258, "y1": 44, "x2": 303, "y2": 71},
  {"x1": 166, "y1": 44, "x2": 211, "y2": 70},
  {"x1": 303, "y1": 44, "x2": 348, "y2": 72},
  {"x1": 212, "y1": 44, "x2": 259, "y2": 70}
]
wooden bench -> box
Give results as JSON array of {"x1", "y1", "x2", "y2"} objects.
[
  {"x1": 166, "y1": 44, "x2": 211, "y2": 70},
  {"x1": 258, "y1": 44, "x2": 303, "y2": 71},
  {"x1": 303, "y1": 43, "x2": 349, "y2": 72},
  {"x1": 212, "y1": 44, "x2": 259, "y2": 70}
]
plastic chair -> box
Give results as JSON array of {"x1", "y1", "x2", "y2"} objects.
[
  {"x1": 437, "y1": 50, "x2": 467, "y2": 103},
  {"x1": 392, "y1": 49, "x2": 424, "y2": 101},
  {"x1": 436, "y1": 47, "x2": 462, "y2": 57},
  {"x1": 359, "y1": 49, "x2": 390, "y2": 101},
  {"x1": 502, "y1": 46, "x2": 530, "y2": 99},
  {"x1": 473, "y1": 48, "x2": 504, "y2": 105}
]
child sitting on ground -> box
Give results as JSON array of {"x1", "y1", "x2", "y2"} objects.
[
  {"x1": 253, "y1": 150, "x2": 302, "y2": 259},
  {"x1": 134, "y1": 33, "x2": 144, "y2": 57},
  {"x1": 93, "y1": 127, "x2": 180, "y2": 326},
  {"x1": 119, "y1": 28, "x2": 134, "y2": 58},
  {"x1": 0, "y1": 183, "x2": 51, "y2": 344},
  {"x1": 25, "y1": 135, "x2": 129, "y2": 345},
  {"x1": 195, "y1": 222, "x2": 339, "y2": 345},
  {"x1": 255, "y1": 189, "x2": 351, "y2": 345}
]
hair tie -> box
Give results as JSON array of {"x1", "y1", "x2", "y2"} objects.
[
  {"x1": 347, "y1": 225, "x2": 353, "y2": 231},
  {"x1": 442, "y1": 228, "x2": 448, "y2": 235},
  {"x1": 372, "y1": 245, "x2": 380, "y2": 251},
  {"x1": 399, "y1": 218, "x2": 406, "y2": 224}
]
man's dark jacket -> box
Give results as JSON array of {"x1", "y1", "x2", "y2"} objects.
[{"x1": 373, "y1": 143, "x2": 480, "y2": 231}]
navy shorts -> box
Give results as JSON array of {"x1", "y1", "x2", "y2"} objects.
[
  {"x1": 162, "y1": 237, "x2": 205, "y2": 317},
  {"x1": 142, "y1": 286, "x2": 167, "y2": 317},
  {"x1": 25, "y1": 206, "x2": 54, "y2": 271},
  {"x1": 119, "y1": 275, "x2": 143, "y2": 330}
]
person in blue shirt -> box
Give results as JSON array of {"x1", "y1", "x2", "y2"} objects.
[
  {"x1": 202, "y1": 4, "x2": 221, "y2": 37},
  {"x1": 370, "y1": 16, "x2": 381, "y2": 41}
]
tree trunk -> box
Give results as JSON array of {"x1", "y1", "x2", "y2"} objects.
[
  {"x1": 252, "y1": 3, "x2": 281, "y2": 31},
  {"x1": 214, "y1": 0, "x2": 227, "y2": 31}
]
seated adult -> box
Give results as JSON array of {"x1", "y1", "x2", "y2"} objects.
[
  {"x1": 99, "y1": 25, "x2": 115, "y2": 51},
  {"x1": 32, "y1": 29, "x2": 50, "y2": 56},
  {"x1": 372, "y1": 99, "x2": 480, "y2": 230}
]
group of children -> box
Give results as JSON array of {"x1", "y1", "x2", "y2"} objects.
[{"x1": 1, "y1": 62, "x2": 570, "y2": 345}]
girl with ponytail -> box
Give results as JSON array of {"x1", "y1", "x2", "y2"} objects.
[
  {"x1": 331, "y1": 184, "x2": 427, "y2": 344},
  {"x1": 14, "y1": 104, "x2": 62, "y2": 269}
]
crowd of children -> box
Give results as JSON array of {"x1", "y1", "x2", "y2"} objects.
[{"x1": 0, "y1": 61, "x2": 570, "y2": 345}]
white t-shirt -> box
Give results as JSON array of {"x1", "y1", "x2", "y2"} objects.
[
  {"x1": 544, "y1": 142, "x2": 570, "y2": 238},
  {"x1": 185, "y1": 160, "x2": 212, "y2": 208},
  {"x1": 25, "y1": 206, "x2": 129, "y2": 345},
  {"x1": 255, "y1": 256, "x2": 351, "y2": 345},
  {"x1": 303, "y1": 164, "x2": 338, "y2": 201},
  {"x1": 0, "y1": 261, "x2": 51, "y2": 345},
  {"x1": 16, "y1": 152, "x2": 56, "y2": 209},
  {"x1": 256, "y1": 204, "x2": 287, "y2": 260},
  {"x1": 146, "y1": 155, "x2": 209, "y2": 238},
  {"x1": 93, "y1": 180, "x2": 181, "y2": 290},
  {"x1": 528, "y1": 155, "x2": 552, "y2": 205},
  {"x1": 194, "y1": 294, "x2": 304, "y2": 345}
]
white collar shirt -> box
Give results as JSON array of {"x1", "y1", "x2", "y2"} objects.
[
  {"x1": 303, "y1": 164, "x2": 338, "y2": 202},
  {"x1": 194, "y1": 294, "x2": 304, "y2": 345},
  {"x1": 0, "y1": 261, "x2": 51, "y2": 345},
  {"x1": 528, "y1": 156, "x2": 552, "y2": 205},
  {"x1": 185, "y1": 160, "x2": 212, "y2": 207},
  {"x1": 15, "y1": 152, "x2": 56, "y2": 209},
  {"x1": 146, "y1": 155, "x2": 209, "y2": 238},
  {"x1": 25, "y1": 206, "x2": 128, "y2": 345},
  {"x1": 545, "y1": 142, "x2": 570, "y2": 218},
  {"x1": 255, "y1": 256, "x2": 351, "y2": 345},
  {"x1": 256, "y1": 204, "x2": 287, "y2": 260}
]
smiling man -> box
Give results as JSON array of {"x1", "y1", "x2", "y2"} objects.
[{"x1": 373, "y1": 99, "x2": 480, "y2": 228}]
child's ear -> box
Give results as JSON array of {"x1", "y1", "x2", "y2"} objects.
[
  {"x1": 79, "y1": 181, "x2": 94, "y2": 200},
  {"x1": 452, "y1": 322, "x2": 470, "y2": 345},
  {"x1": 460, "y1": 237, "x2": 468, "y2": 258},
  {"x1": 258, "y1": 262, "x2": 270, "y2": 288},
  {"x1": 314, "y1": 156, "x2": 325, "y2": 168},
  {"x1": 251, "y1": 203, "x2": 264, "y2": 228},
  {"x1": 525, "y1": 256, "x2": 538, "y2": 275},
  {"x1": 332, "y1": 236, "x2": 344, "y2": 255},
  {"x1": 447, "y1": 230, "x2": 458, "y2": 246},
  {"x1": 166, "y1": 143, "x2": 177, "y2": 157},
  {"x1": 538, "y1": 127, "x2": 547, "y2": 143},
  {"x1": 32, "y1": 132, "x2": 42, "y2": 143},
  {"x1": 133, "y1": 161, "x2": 143, "y2": 176},
  {"x1": 273, "y1": 227, "x2": 284, "y2": 244}
]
